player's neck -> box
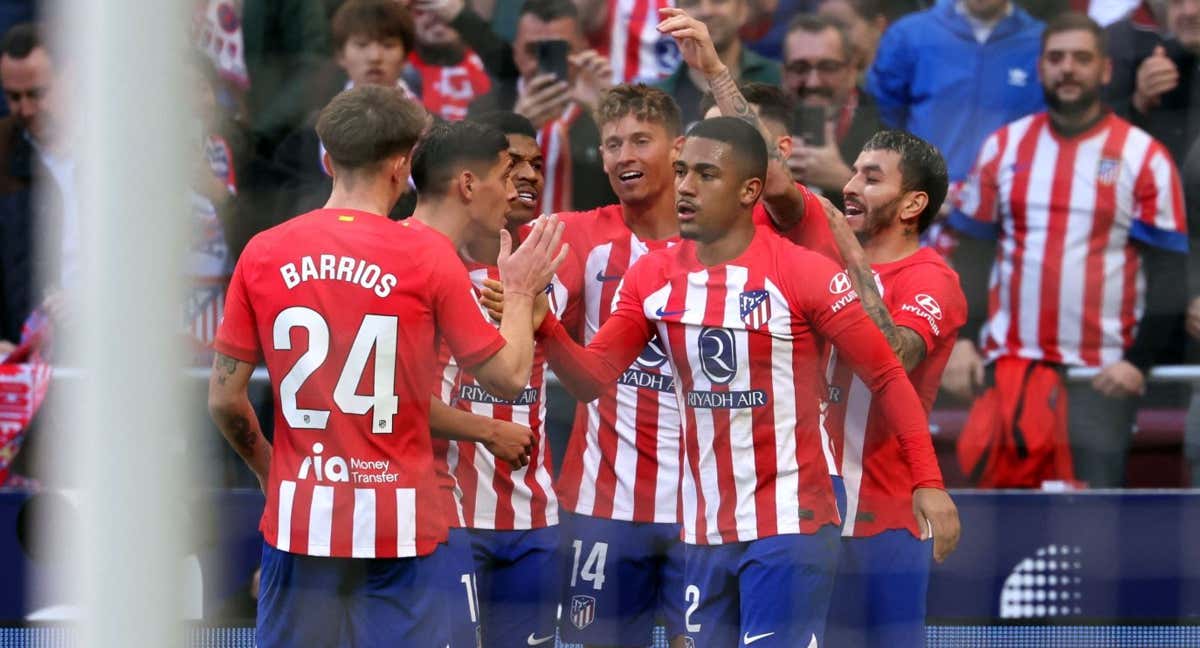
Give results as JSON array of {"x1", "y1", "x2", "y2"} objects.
[
  {"x1": 411, "y1": 200, "x2": 470, "y2": 246},
  {"x1": 323, "y1": 185, "x2": 396, "y2": 220},
  {"x1": 864, "y1": 228, "x2": 919, "y2": 265},
  {"x1": 695, "y1": 217, "x2": 755, "y2": 266},
  {"x1": 462, "y1": 225, "x2": 509, "y2": 267},
  {"x1": 621, "y1": 190, "x2": 679, "y2": 241}
]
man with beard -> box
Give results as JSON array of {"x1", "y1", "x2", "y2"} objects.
[
  {"x1": 405, "y1": 6, "x2": 493, "y2": 122},
  {"x1": 654, "y1": 0, "x2": 781, "y2": 125},
  {"x1": 819, "y1": 130, "x2": 966, "y2": 647},
  {"x1": 944, "y1": 12, "x2": 1188, "y2": 488},
  {"x1": 782, "y1": 14, "x2": 883, "y2": 211}
]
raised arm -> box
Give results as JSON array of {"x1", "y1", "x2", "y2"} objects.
[
  {"x1": 536, "y1": 309, "x2": 651, "y2": 402},
  {"x1": 657, "y1": 6, "x2": 808, "y2": 229},
  {"x1": 208, "y1": 353, "x2": 272, "y2": 492},
  {"x1": 468, "y1": 217, "x2": 569, "y2": 399}
]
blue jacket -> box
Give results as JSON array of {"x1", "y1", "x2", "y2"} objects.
[{"x1": 867, "y1": 0, "x2": 1045, "y2": 181}]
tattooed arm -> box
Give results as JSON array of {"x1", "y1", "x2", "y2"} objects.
[
  {"x1": 658, "y1": 7, "x2": 807, "y2": 229},
  {"x1": 822, "y1": 198, "x2": 927, "y2": 371},
  {"x1": 208, "y1": 352, "x2": 271, "y2": 491}
]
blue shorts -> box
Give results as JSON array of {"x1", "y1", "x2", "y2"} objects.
[
  {"x1": 445, "y1": 528, "x2": 482, "y2": 648},
  {"x1": 468, "y1": 526, "x2": 559, "y2": 648},
  {"x1": 257, "y1": 540, "x2": 450, "y2": 648},
  {"x1": 680, "y1": 528, "x2": 840, "y2": 647},
  {"x1": 826, "y1": 529, "x2": 932, "y2": 648},
  {"x1": 558, "y1": 512, "x2": 686, "y2": 646}
]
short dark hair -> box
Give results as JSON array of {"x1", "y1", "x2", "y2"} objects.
[
  {"x1": 860, "y1": 129, "x2": 948, "y2": 233},
  {"x1": 471, "y1": 111, "x2": 538, "y2": 140},
  {"x1": 316, "y1": 85, "x2": 426, "y2": 173},
  {"x1": 411, "y1": 121, "x2": 511, "y2": 197},
  {"x1": 0, "y1": 22, "x2": 40, "y2": 60},
  {"x1": 596, "y1": 83, "x2": 684, "y2": 137},
  {"x1": 785, "y1": 14, "x2": 851, "y2": 61},
  {"x1": 332, "y1": 0, "x2": 415, "y2": 56},
  {"x1": 1041, "y1": 11, "x2": 1107, "y2": 55},
  {"x1": 699, "y1": 83, "x2": 795, "y2": 137},
  {"x1": 685, "y1": 117, "x2": 768, "y2": 184},
  {"x1": 519, "y1": 0, "x2": 579, "y2": 22}
]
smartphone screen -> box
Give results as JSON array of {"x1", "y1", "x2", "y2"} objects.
[
  {"x1": 535, "y1": 40, "x2": 570, "y2": 82},
  {"x1": 792, "y1": 105, "x2": 826, "y2": 147}
]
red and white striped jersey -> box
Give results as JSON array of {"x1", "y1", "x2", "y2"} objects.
[
  {"x1": 435, "y1": 262, "x2": 567, "y2": 530},
  {"x1": 590, "y1": 0, "x2": 681, "y2": 84},
  {"x1": 540, "y1": 227, "x2": 944, "y2": 545},
  {"x1": 406, "y1": 49, "x2": 492, "y2": 122},
  {"x1": 821, "y1": 248, "x2": 966, "y2": 538},
  {"x1": 751, "y1": 182, "x2": 844, "y2": 264},
  {"x1": 952, "y1": 112, "x2": 1186, "y2": 367},
  {"x1": 554, "y1": 205, "x2": 683, "y2": 524},
  {"x1": 214, "y1": 212, "x2": 505, "y2": 559}
]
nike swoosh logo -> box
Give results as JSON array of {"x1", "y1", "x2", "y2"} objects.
[
  {"x1": 595, "y1": 271, "x2": 622, "y2": 282},
  {"x1": 744, "y1": 631, "x2": 776, "y2": 645},
  {"x1": 655, "y1": 306, "x2": 687, "y2": 317},
  {"x1": 526, "y1": 634, "x2": 555, "y2": 646}
]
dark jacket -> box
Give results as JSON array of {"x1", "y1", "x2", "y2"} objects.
[
  {"x1": 0, "y1": 117, "x2": 59, "y2": 342},
  {"x1": 1103, "y1": 3, "x2": 1199, "y2": 164},
  {"x1": 656, "y1": 47, "x2": 782, "y2": 126}
]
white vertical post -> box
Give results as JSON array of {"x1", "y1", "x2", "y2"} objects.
[{"x1": 52, "y1": 1, "x2": 191, "y2": 646}]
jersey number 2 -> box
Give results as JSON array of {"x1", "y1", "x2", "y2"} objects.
[{"x1": 273, "y1": 307, "x2": 400, "y2": 434}]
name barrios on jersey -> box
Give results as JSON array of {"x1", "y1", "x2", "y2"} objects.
[{"x1": 280, "y1": 254, "x2": 398, "y2": 298}]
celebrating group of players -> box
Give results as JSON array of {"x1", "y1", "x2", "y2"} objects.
[{"x1": 207, "y1": 9, "x2": 963, "y2": 648}]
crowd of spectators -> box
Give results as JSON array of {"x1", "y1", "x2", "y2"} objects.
[{"x1": 2, "y1": 0, "x2": 1200, "y2": 489}]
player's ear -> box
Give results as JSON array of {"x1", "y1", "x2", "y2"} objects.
[
  {"x1": 321, "y1": 151, "x2": 334, "y2": 178},
  {"x1": 391, "y1": 153, "x2": 410, "y2": 185},
  {"x1": 901, "y1": 190, "x2": 928, "y2": 227},
  {"x1": 776, "y1": 134, "x2": 793, "y2": 161},
  {"x1": 740, "y1": 177, "x2": 763, "y2": 207},
  {"x1": 457, "y1": 169, "x2": 475, "y2": 201}
]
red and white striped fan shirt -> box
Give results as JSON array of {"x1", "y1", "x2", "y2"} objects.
[
  {"x1": 554, "y1": 205, "x2": 683, "y2": 524},
  {"x1": 951, "y1": 112, "x2": 1186, "y2": 367},
  {"x1": 434, "y1": 263, "x2": 567, "y2": 530},
  {"x1": 821, "y1": 248, "x2": 966, "y2": 538},
  {"x1": 540, "y1": 227, "x2": 944, "y2": 545},
  {"x1": 214, "y1": 213, "x2": 505, "y2": 559},
  {"x1": 591, "y1": 0, "x2": 681, "y2": 84}
]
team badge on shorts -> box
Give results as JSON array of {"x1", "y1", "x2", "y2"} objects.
[
  {"x1": 570, "y1": 595, "x2": 596, "y2": 630},
  {"x1": 739, "y1": 290, "x2": 771, "y2": 330}
]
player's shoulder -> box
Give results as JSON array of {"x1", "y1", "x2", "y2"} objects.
[
  {"x1": 556, "y1": 204, "x2": 624, "y2": 236},
  {"x1": 762, "y1": 225, "x2": 840, "y2": 270},
  {"x1": 891, "y1": 248, "x2": 966, "y2": 305}
]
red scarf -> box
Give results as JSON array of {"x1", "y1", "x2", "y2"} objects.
[{"x1": 408, "y1": 49, "x2": 492, "y2": 122}]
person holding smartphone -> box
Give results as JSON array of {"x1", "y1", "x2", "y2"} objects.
[{"x1": 782, "y1": 14, "x2": 883, "y2": 211}]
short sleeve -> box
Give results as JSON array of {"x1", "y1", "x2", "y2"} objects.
[
  {"x1": 213, "y1": 252, "x2": 263, "y2": 363},
  {"x1": 887, "y1": 264, "x2": 968, "y2": 353},
  {"x1": 949, "y1": 128, "x2": 1005, "y2": 240},
  {"x1": 430, "y1": 255, "x2": 506, "y2": 369},
  {"x1": 1131, "y1": 140, "x2": 1188, "y2": 253}
]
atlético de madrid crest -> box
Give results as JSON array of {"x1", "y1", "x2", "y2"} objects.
[
  {"x1": 739, "y1": 290, "x2": 771, "y2": 330},
  {"x1": 570, "y1": 595, "x2": 596, "y2": 630}
]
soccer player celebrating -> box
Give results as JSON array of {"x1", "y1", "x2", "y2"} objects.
[
  {"x1": 549, "y1": 83, "x2": 688, "y2": 648},
  {"x1": 820, "y1": 130, "x2": 966, "y2": 647},
  {"x1": 535, "y1": 115, "x2": 958, "y2": 647},
  {"x1": 206, "y1": 86, "x2": 566, "y2": 648},
  {"x1": 425, "y1": 112, "x2": 565, "y2": 648}
]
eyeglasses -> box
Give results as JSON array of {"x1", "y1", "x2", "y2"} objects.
[{"x1": 784, "y1": 59, "x2": 848, "y2": 76}]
